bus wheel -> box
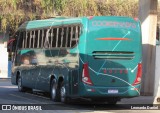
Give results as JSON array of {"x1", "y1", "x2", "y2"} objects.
[
  {"x1": 51, "y1": 79, "x2": 60, "y2": 102},
  {"x1": 60, "y1": 82, "x2": 70, "y2": 103},
  {"x1": 17, "y1": 77, "x2": 25, "y2": 92},
  {"x1": 25, "y1": 87, "x2": 32, "y2": 93}
]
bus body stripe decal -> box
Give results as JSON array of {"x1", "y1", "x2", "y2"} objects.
[{"x1": 96, "y1": 38, "x2": 130, "y2": 40}]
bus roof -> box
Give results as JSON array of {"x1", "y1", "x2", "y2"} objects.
[
  {"x1": 18, "y1": 16, "x2": 139, "y2": 31},
  {"x1": 18, "y1": 17, "x2": 82, "y2": 31}
]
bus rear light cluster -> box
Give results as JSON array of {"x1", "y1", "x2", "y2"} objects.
[
  {"x1": 86, "y1": 88, "x2": 95, "y2": 92},
  {"x1": 133, "y1": 18, "x2": 139, "y2": 21},
  {"x1": 88, "y1": 16, "x2": 94, "y2": 20},
  {"x1": 82, "y1": 63, "x2": 93, "y2": 85},
  {"x1": 133, "y1": 63, "x2": 142, "y2": 86}
]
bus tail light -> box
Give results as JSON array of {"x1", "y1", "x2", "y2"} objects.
[
  {"x1": 133, "y1": 18, "x2": 139, "y2": 21},
  {"x1": 88, "y1": 16, "x2": 94, "y2": 20},
  {"x1": 82, "y1": 63, "x2": 93, "y2": 85},
  {"x1": 133, "y1": 63, "x2": 142, "y2": 86}
]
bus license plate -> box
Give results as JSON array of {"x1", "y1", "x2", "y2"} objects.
[{"x1": 108, "y1": 89, "x2": 118, "y2": 94}]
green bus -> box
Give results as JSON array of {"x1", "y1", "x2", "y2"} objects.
[{"x1": 8, "y1": 16, "x2": 142, "y2": 104}]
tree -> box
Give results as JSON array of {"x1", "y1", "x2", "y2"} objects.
[{"x1": 0, "y1": 0, "x2": 138, "y2": 33}]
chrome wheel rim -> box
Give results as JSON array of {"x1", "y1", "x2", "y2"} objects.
[{"x1": 51, "y1": 84, "x2": 56, "y2": 99}]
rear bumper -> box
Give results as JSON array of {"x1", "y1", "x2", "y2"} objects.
[{"x1": 79, "y1": 83, "x2": 141, "y2": 98}]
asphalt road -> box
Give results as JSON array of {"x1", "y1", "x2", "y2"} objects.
[{"x1": 0, "y1": 79, "x2": 159, "y2": 113}]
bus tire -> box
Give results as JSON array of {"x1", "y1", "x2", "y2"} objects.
[
  {"x1": 17, "y1": 77, "x2": 25, "y2": 92},
  {"x1": 60, "y1": 82, "x2": 70, "y2": 103},
  {"x1": 25, "y1": 87, "x2": 32, "y2": 92},
  {"x1": 51, "y1": 79, "x2": 60, "y2": 102}
]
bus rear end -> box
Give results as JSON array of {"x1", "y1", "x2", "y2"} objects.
[{"x1": 80, "y1": 16, "x2": 142, "y2": 101}]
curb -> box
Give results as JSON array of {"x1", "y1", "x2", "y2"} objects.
[{"x1": 0, "y1": 78, "x2": 11, "y2": 81}]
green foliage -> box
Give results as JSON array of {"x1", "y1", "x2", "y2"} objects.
[
  {"x1": 0, "y1": 0, "x2": 138, "y2": 33},
  {"x1": 97, "y1": 0, "x2": 138, "y2": 17},
  {"x1": 54, "y1": 0, "x2": 67, "y2": 15}
]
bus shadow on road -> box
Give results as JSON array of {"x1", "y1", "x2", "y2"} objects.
[{"x1": 23, "y1": 90, "x2": 131, "y2": 110}]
